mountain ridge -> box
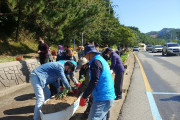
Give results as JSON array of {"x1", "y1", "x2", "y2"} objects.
[{"x1": 146, "y1": 28, "x2": 180, "y2": 40}]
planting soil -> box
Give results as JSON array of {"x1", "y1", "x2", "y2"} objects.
[{"x1": 41, "y1": 94, "x2": 79, "y2": 114}]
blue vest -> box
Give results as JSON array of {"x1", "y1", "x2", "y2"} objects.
[{"x1": 89, "y1": 55, "x2": 116, "y2": 101}]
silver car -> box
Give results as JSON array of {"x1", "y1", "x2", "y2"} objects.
[
  {"x1": 152, "y1": 45, "x2": 163, "y2": 53},
  {"x1": 146, "y1": 45, "x2": 153, "y2": 51}
]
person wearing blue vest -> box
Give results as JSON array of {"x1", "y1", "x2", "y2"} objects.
[
  {"x1": 79, "y1": 45, "x2": 116, "y2": 120},
  {"x1": 30, "y1": 61, "x2": 75, "y2": 120}
]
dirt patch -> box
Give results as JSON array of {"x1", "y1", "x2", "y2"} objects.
[{"x1": 41, "y1": 94, "x2": 79, "y2": 114}]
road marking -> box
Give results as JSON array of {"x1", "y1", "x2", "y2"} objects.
[
  {"x1": 147, "y1": 92, "x2": 162, "y2": 120},
  {"x1": 134, "y1": 53, "x2": 162, "y2": 120},
  {"x1": 152, "y1": 92, "x2": 180, "y2": 95},
  {"x1": 134, "y1": 54, "x2": 152, "y2": 92}
]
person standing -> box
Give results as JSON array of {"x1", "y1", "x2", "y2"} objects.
[
  {"x1": 37, "y1": 37, "x2": 49, "y2": 64},
  {"x1": 104, "y1": 47, "x2": 125, "y2": 100},
  {"x1": 79, "y1": 45, "x2": 116, "y2": 120},
  {"x1": 30, "y1": 61, "x2": 75, "y2": 120}
]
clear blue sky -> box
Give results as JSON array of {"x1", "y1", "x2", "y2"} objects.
[{"x1": 111, "y1": 0, "x2": 180, "y2": 33}]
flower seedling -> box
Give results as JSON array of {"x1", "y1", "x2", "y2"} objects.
[
  {"x1": 79, "y1": 75, "x2": 85, "y2": 83},
  {"x1": 56, "y1": 88, "x2": 69, "y2": 100}
]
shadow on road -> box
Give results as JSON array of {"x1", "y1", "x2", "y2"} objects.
[
  {"x1": 3, "y1": 105, "x2": 34, "y2": 115},
  {"x1": 153, "y1": 54, "x2": 179, "y2": 57},
  {"x1": 0, "y1": 115, "x2": 33, "y2": 120},
  {"x1": 160, "y1": 95, "x2": 180, "y2": 102},
  {"x1": 19, "y1": 60, "x2": 31, "y2": 83},
  {"x1": 69, "y1": 113, "x2": 84, "y2": 120},
  {"x1": 14, "y1": 93, "x2": 35, "y2": 101}
]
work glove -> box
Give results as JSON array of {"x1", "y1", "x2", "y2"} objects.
[
  {"x1": 90, "y1": 93, "x2": 93, "y2": 99},
  {"x1": 75, "y1": 89, "x2": 81, "y2": 94},
  {"x1": 80, "y1": 97, "x2": 87, "y2": 106},
  {"x1": 60, "y1": 87, "x2": 64, "y2": 90},
  {"x1": 76, "y1": 82, "x2": 81, "y2": 87},
  {"x1": 70, "y1": 90, "x2": 75, "y2": 94}
]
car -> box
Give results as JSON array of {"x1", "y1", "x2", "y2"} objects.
[
  {"x1": 133, "y1": 46, "x2": 139, "y2": 51},
  {"x1": 162, "y1": 43, "x2": 180, "y2": 56},
  {"x1": 152, "y1": 45, "x2": 163, "y2": 53},
  {"x1": 146, "y1": 45, "x2": 153, "y2": 51}
]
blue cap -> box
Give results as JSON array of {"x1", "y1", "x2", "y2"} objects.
[
  {"x1": 84, "y1": 45, "x2": 101, "y2": 55},
  {"x1": 103, "y1": 47, "x2": 112, "y2": 54}
]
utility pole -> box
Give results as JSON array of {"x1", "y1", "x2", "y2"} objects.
[
  {"x1": 73, "y1": 36, "x2": 75, "y2": 50},
  {"x1": 109, "y1": 3, "x2": 110, "y2": 14},
  {"x1": 82, "y1": 32, "x2": 83, "y2": 46}
]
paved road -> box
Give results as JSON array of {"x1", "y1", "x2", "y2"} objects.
[
  {"x1": 118, "y1": 58, "x2": 153, "y2": 120},
  {"x1": 0, "y1": 84, "x2": 35, "y2": 120},
  {"x1": 119, "y1": 51, "x2": 180, "y2": 120}
]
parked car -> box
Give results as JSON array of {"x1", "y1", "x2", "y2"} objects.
[
  {"x1": 133, "y1": 46, "x2": 139, "y2": 51},
  {"x1": 146, "y1": 45, "x2": 153, "y2": 51},
  {"x1": 162, "y1": 43, "x2": 180, "y2": 56},
  {"x1": 152, "y1": 45, "x2": 163, "y2": 53}
]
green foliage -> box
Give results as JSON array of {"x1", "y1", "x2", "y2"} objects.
[
  {"x1": 120, "y1": 52, "x2": 129, "y2": 62},
  {"x1": 79, "y1": 75, "x2": 85, "y2": 83},
  {"x1": 56, "y1": 88, "x2": 69, "y2": 100},
  {"x1": 128, "y1": 27, "x2": 166, "y2": 46},
  {"x1": 1, "y1": 0, "x2": 168, "y2": 51}
]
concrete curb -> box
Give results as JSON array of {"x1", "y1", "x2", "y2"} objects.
[{"x1": 110, "y1": 51, "x2": 135, "y2": 120}]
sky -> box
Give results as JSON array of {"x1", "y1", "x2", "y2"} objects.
[{"x1": 111, "y1": 0, "x2": 180, "y2": 33}]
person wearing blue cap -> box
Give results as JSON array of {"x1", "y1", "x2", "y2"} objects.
[
  {"x1": 104, "y1": 47, "x2": 125, "y2": 100},
  {"x1": 79, "y1": 45, "x2": 116, "y2": 120},
  {"x1": 49, "y1": 60, "x2": 81, "y2": 96},
  {"x1": 30, "y1": 61, "x2": 75, "y2": 120}
]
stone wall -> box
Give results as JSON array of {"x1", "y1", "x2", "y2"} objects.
[{"x1": 0, "y1": 59, "x2": 40, "y2": 91}]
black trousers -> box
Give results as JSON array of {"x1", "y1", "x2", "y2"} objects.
[
  {"x1": 114, "y1": 72, "x2": 124, "y2": 98},
  {"x1": 39, "y1": 57, "x2": 49, "y2": 65}
]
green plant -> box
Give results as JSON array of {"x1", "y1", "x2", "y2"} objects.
[
  {"x1": 107, "y1": 60, "x2": 111, "y2": 66},
  {"x1": 121, "y1": 52, "x2": 129, "y2": 62},
  {"x1": 56, "y1": 88, "x2": 69, "y2": 100},
  {"x1": 79, "y1": 75, "x2": 85, "y2": 83}
]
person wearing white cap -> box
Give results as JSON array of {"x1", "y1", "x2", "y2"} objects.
[
  {"x1": 76, "y1": 57, "x2": 92, "y2": 119},
  {"x1": 76, "y1": 57, "x2": 90, "y2": 92}
]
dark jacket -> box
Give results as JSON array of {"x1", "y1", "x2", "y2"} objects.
[
  {"x1": 110, "y1": 52, "x2": 125, "y2": 73},
  {"x1": 38, "y1": 43, "x2": 49, "y2": 58},
  {"x1": 56, "y1": 52, "x2": 77, "y2": 62},
  {"x1": 79, "y1": 65, "x2": 90, "y2": 92}
]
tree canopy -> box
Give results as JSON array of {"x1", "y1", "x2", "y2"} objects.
[{"x1": 0, "y1": 0, "x2": 166, "y2": 47}]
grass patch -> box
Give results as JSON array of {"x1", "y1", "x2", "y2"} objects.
[
  {"x1": 0, "y1": 38, "x2": 58, "y2": 63},
  {"x1": 121, "y1": 52, "x2": 129, "y2": 62}
]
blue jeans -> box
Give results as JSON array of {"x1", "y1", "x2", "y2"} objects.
[
  {"x1": 30, "y1": 72, "x2": 51, "y2": 120},
  {"x1": 88, "y1": 100, "x2": 114, "y2": 120}
]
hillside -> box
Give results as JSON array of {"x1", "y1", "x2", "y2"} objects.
[{"x1": 146, "y1": 28, "x2": 180, "y2": 40}]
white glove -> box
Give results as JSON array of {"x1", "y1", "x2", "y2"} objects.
[{"x1": 110, "y1": 70, "x2": 113, "y2": 74}]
